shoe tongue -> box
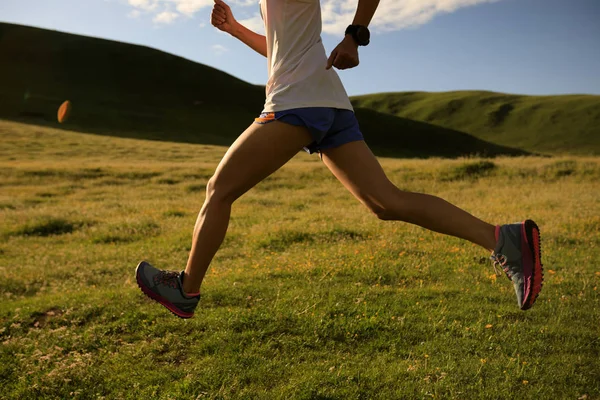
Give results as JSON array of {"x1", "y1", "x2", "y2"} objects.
[{"x1": 177, "y1": 271, "x2": 186, "y2": 291}]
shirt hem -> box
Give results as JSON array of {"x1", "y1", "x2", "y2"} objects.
[{"x1": 263, "y1": 101, "x2": 354, "y2": 113}]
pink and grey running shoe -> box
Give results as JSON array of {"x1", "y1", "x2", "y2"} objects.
[
  {"x1": 491, "y1": 220, "x2": 544, "y2": 310},
  {"x1": 135, "y1": 261, "x2": 200, "y2": 318}
]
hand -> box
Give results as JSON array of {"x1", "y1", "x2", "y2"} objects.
[
  {"x1": 326, "y1": 35, "x2": 359, "y2": 70},
  {"x1": 211, "y1": 0, "x2": 238, "y2": 35}
]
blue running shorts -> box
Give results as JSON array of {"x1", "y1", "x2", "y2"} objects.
[{"x1": 254, "y1": 107, "x2": 364, "y2": 154}]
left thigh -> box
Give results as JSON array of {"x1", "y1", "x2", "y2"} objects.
[
  {"x1": 209, "y1": 120, "x2": 313, "y2": 202},
  {"x1": 321, "y1": 140, "x2": 398, "y2": 210}
]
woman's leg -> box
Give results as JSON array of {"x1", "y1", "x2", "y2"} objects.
[
  {"x1": 320, "y1": 141, "x2": 497, "y2": 250},
  {"x1": 182, "y1": 121, "x2": 313, "y2": 294}
]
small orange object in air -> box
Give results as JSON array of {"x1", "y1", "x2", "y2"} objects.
[{"x1": 57, "y1": 100, "x2": 72, "y2": 123}]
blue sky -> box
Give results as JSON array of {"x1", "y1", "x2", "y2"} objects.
[{"x1": 1, "y1": 0, "x2": 599, "y2": 96}]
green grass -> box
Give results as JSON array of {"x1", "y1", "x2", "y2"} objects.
[
  {"x1": 351, "y1": 91, "x2": 600, "y2": 155},
  {"x1": 1, "y1": 120, "x2": 599, "y2": 399}
]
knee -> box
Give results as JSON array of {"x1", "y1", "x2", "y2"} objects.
[
  {"x1": 205, "y1": 176, "x2": 235, "y2": 205},
  {"x1": 374, "y1": 206, "x2": 395, "y2": 221},
  {"x1": 364, "y1": 188, "x2": 409, "y2": 221},
  {"x1": 365, "y1": 200, "x2": 394, "y2": 221}
]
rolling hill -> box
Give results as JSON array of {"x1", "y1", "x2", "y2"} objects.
[
  {"x1": 2, "y1": 22, "x2": 597, "y2": 156},
  {"x1": 0, "y1": 22, "x2": 265, "y2": 145},
  {"x1": 351, "y1": 91, "x2": 600, "y2": 155}
]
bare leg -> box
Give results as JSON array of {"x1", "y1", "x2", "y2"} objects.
[
  {"x1": 321, "y1": 141, "x2": 497, "y2": 250},
  {"x1": 183, "y1": 121, "x2": 313, "y2": 294}
]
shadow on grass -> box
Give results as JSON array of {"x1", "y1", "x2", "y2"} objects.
[
  {"x1": 4, "y1": 106, "x2": 530, "y2": 160},
  {"x1": 91, "y1": 220, "x2": 161, "y2": 244},
  {"x1": 10, "y1": 216, "x2": 90, "y2": 237},
  {"x1": 258, "y1": 228, "x2": 367, "y2": 252},
  {"x1": 353, "y1": 108, "x2": 530, "y2": 158}
]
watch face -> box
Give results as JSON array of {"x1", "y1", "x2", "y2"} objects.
[{"x1": 356, "y1": 26, "x2": 370, "y2": 45}]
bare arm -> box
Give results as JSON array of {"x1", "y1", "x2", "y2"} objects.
[
  {"x1": 231, "y1": 23, "x2": 267, "y2": 58},
  {"x1": 351, "y1": 0, "x2": 380, "y2": 26},
  {"x1": 326, "y1": 0, "x2": 380, "y2": 70},
  {"x1": 211, "y1": 0, "x2": 267, "y2": 58}
]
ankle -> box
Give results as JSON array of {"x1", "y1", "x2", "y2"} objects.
[{"x1": 181, "y1": 272, "x2": 201, "y2": 297}]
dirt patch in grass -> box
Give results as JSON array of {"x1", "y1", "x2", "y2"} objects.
[{"x1": 30, "y1": 307, "x2": 65, "y2": 329}]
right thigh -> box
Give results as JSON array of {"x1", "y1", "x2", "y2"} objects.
[{"x1": 208, "y1": 120, "x2": 313, "y2": 203}]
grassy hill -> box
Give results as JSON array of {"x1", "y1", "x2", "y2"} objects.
[
  {"x1": 0, "y1": 22, "x2": 265, "y2": 145},
  {"x1": 351, "y1": 91, "x2": 600, "y2": 155},
  {"x1": 0, "y1": 23, "x2": 527, "y2": 158},
  {"x1": 3, "y1": 22, "x2": 598, "y2": 157}
]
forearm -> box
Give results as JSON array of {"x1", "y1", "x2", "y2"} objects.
[
  {"x1": 352, "y1": 0, "x2": 380, "y2": 26},
  {"x1": 231, "y1": 23, "x2": 267, "y2": 58}
]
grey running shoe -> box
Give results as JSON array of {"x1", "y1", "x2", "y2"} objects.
[
  {"x1": 491, "y1": 220, "x2": 544, "y2": 310},
  {"x1": 135, "y1": 261, "x2": 199, "y2": 319}
]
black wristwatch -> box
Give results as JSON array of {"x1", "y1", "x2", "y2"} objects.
[{"x1": 345, "y1": 25, "x2": 370, "y2": 46}]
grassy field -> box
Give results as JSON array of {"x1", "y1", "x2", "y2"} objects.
[{"x1": 1, "y1": 120, "x2": 599, "y2": 399}]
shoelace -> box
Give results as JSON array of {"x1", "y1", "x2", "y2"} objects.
[
  {"x1": 490, "y1": 252, "x2": 510, "y2": 278},
  {"x1": 154, "y1": 270, "x2": 180, "y2": 289}
]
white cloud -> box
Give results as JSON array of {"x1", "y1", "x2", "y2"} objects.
[
  {"x1": 237, "y1": 13, "x2": 265, "y2": 35},
  {"x1": 170, "y1": 0, "x2": 214, "y2": 16},
  {"x1": 229, "y1": 0, "x2": 258, "y2": 6},
  {"x1": 128, "y1": 9, "x2": 141, "y2": 18},
  {"x1": 128, "y1": 0, "x2": 158, "y2": 11},
  {"x1": 211, "y1": 44, "x2": 229, "y2": 55},
  {"x1": 153, "y1": 11, "x2": 179, "y2": 24},
  {"x1": 127, "y1": 0, "x2": 502, "y2": 36},
  {"x1": 321, "y1": 0, "x2": 503, "y2": 35}
]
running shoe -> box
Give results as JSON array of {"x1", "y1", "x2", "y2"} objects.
[
  {"x1": 135, "y1": 261, "x2": 200, "y2": 318},
  {"x1": 490, "y1": 220, "x2": 544, "y2": 310}
]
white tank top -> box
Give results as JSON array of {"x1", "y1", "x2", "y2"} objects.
[{"x1": 259, "y1": 0, "x2": 354, "y2": 112}]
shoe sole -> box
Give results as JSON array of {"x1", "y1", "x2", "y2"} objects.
[
  {"x1": 135, "y1": 262, "x2": 194, "y2": 319},
  {"x1": 521, "y1": 220, "x2": 544, "y2": 310}
]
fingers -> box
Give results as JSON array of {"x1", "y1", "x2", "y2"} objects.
[
  {"x1": 339, "y1": 58, "x2": 359, "y2": 70},
  {"x1": 211, "y1": 3, "x2": 228, "y2": 26},
  {"x1": 327, "y1": 52, "x2": 359, "y2": 70},
  {"x1": 214, "y1": 0, "x2": 229, "y2": 8},
  {"x1": 214, "y1": 0, "x2": 232, "y2": 14},
  {"x1": 327, "y1": 40, "x2": 360, "y2": 70},
  {"x1": 213, "y1": 9, "x2": 226, "y2": 21},
  {"x1": 212, "y1": 0, "x2": 234, "y2": 29},
  {"x1": 211, "y1": 12, "x2": 225, "y2": 26},
  {"x1": 326, "y1": 50, "x2": 337, "y2": 70}
]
